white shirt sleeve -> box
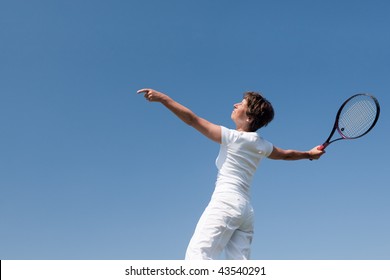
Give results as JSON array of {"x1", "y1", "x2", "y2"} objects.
[
  {"x1": 221, "y1": 126, "x2": 240, "y2": 146},
  {"x1": 258, "y1": 138, "x2": 273, "y2": 158}
]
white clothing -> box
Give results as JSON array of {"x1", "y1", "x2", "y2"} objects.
[
  {"x1": 215, "y1": 126, "x2": 273, "y2": 199},
  {"x1": 185, "y1": 126, "x2": 273, "y2": 260}
]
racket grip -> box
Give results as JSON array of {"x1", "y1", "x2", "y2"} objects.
[
  {"x1": 317, "y1": 143, "x2": 329, "y2": 151},
  {"x1": 310, "y1": 143, "x2": 328, "y2": 161}
]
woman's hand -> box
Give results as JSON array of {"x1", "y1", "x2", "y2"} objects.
[
  {"x1": 137, "y1": 88, "x2": 168, "y2": 103},
  {"x1": 308, "y1": 146, "x2": 326, "y2": 160}
]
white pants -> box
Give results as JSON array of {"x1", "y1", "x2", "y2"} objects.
[{"x1": 185, "y1": 192, "x2": 254, "y2": 260}]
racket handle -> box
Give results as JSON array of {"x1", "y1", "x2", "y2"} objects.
[
  {"x1": 317, "y1": 143, "x2": 329, "y2": 151},
  {"x1": 310, "y1": 143, "x2": 328, "y2": 161}
]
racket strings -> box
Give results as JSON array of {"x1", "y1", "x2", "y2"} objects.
[{"x1": 338, "y1": 96, "x2": 378, "y2": 138}]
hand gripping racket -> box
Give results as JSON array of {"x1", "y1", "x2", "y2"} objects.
[{"x1": 318, "y1": 93, "x2": 380, "y2": 151}]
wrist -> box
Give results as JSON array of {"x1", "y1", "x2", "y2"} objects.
[{"x1": 160, "y1": 94, "x2": 172, "y2": 105}]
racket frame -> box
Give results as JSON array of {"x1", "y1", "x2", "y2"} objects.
[{"x1": 319, "y1": 93, "x2": 380, "y2": 150}]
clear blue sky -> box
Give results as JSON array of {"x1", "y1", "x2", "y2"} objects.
[{"x1": 1, "y1": 0, "x2": 389, "y2": 260}]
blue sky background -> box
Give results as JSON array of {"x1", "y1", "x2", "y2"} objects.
[{"x1": 1, "y1": 0, "x2": 389, "y2": 260}]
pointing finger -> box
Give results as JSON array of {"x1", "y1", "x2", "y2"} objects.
[{"x1": 137, "y1": 88, "x2": 151, "y2": 94}]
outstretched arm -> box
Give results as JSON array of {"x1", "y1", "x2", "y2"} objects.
[
  {"x1": 137, "y1": 88, "x2": 221, "y2": 143},
  {"x1": 268, "y1": 145, "x2": 325, "y2": 160}
]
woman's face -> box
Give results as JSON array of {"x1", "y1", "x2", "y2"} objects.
[{"x1": 231, "y1": 98, "x2": 250, "y2": 125}]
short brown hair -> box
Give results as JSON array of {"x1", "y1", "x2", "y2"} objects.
[{"x1": 244, "y1": 91, "x2": 274, "y2": 132}]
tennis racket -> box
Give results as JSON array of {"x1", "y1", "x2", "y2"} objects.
[{"x1": 318, "y1": 93, "x2": 380, "y2": 151}]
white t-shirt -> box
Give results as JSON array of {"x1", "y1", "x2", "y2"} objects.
[{"x1": 214, "y1": 126, "x2": 273, "y2": 197}]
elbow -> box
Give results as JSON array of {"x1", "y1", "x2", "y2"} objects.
[
  {"x1": 185, "y1": 114, "x2": 198, "y2": 127},
  {"x1": 281, "y1": 154, "x2": 294, "y2": 160},
  {"x1": 274, "y1": 150, "x2": 297, "y2": 160}
]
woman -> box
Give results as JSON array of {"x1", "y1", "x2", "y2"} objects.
[{"x1": 136, "y1": 88, "x2": 325, "y2": 260}]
